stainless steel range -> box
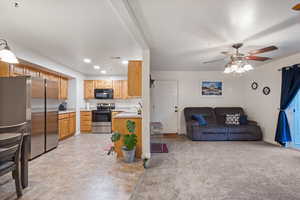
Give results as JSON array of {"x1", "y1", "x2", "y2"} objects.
[{"x1": 92, "y1": 103, "x2": 115, "y2": 133}]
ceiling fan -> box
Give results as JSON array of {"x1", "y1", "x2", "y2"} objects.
[
  {"x1": 292, "y1": 3, "x2": 300, "y2": 11},
  {"x1": 204, "y1": 43, "x2": 278, "y2": 74},
  {"x1": 204, "y1": 43, "x2": 278, "y2": 64}
]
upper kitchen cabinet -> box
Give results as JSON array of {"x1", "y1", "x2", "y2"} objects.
[
  {"x1": 84, "y1": 80, "x2": 94, "y2": 99},
  {"x1": 94, "y1": 80, "x2": 113, "y2": 89},
  {"x1": 128, "y1": 61, "x2": 142, "y2": 97},
  {"x1": 11, "y1": 64, "x2": 25, "y2": 76},
  {"x1": 24, "y1": 66, "x2": 40, "y2": 78},
  {"x1": 113, "y1": 80, "x2": 123, "y2": 99},
  {"x1": 0, "y1": 61, "x2": 9, "y2": 77},
  {"x1": 59, "y1": 77, "x2": 68, "y2": 100}
]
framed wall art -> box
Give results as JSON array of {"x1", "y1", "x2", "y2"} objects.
[{"x1": 201, "y1": 81, "x2": 222, "y2": 96}]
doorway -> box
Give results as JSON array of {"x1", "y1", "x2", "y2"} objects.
[{"x1": 151, "y1": 80, "x2": 179, "y2": 134}]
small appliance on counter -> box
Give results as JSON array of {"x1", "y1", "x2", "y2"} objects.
[
  {"x1": 92, "y1": 103, "x2": 115, "y2": 133},
  {"x1": 59, "y1": 102, "x2": 67, "y2": 111}
]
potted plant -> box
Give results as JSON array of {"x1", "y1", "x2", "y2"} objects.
[{"x1": 110, "y1": 120, "x2": 137, "y2": 163}]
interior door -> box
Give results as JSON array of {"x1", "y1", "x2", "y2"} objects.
[{"x1": 151, "y1": 80, "x2": 178, "y2": 134}]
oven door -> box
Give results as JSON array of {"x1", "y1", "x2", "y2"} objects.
[
  {"x1": 92, "y1": 110, "x2": 111, "y2": 122},
  {"x1": 94, "y1": 89, "x2": 113, "y2": 99}
]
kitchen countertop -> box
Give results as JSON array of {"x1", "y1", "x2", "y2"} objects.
[
  {"x1": 80, "y1": 108, "x2": 95, "y2": 112},
  {"x1": 58, "y1": 110, "x2": 76, "y2": 114},
  {"x1": 113, "y1": 112, "x2": 142, "y2": 119}
]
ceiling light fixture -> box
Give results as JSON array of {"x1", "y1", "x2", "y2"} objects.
[
  {"x1": 101, "y1": 70, "x2": 107, "y2": 74},
  {"x1": 122, "y1": 60, "x2": 129, "y2": 65},
  {"x1": 224, "y1": 60, "x2": 253, "y2": 74},
  {"x1": 0, "y1": 39, "x2": 19, "y2": 64},
  {"x1": 94, "y1": 65, "x2": 100, "y2": 70},
  {"x1": 83, "y1": 58, "x2": 91, "y2": 63}
]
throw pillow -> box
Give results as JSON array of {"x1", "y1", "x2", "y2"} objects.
[
  {"x1": 225, "y1": 114, "x2": 240, "y2": 125},
  {"x1": 239, "y1": 115, "x2": 248, "y2": 125},
  {"x1": 192, "y1": 114, "x2": 207, "y2": 126}
]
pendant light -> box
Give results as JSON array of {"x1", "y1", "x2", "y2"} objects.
[{"x1": 0, "y1": 39, "x2": 19, "y2": 64}]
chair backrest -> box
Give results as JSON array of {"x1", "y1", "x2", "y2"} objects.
[
  {"x1": 214, "y1": 107, "x2": 245, "y2": 124},
  {"x1": 184, "y1": 107, "x2": 217, "y2": 124},
  {"x1": 0, "y1": 133, "x2": 23, "y2": 164},
  {"x1": 0, "y1": 122, "x2": 28, "y2": 134}
]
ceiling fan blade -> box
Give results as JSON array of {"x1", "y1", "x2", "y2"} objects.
[
  {"x1": 249, "y1": 46, "x2": 278, "y2": 55},
  {"x1": 221, "y1": 51, "x2": 232, "y2": 56},
  {"x1": 245, "y1": 56, "x2": 271, "y2": 61},
  {"x1": 292, "y1": 3, "x2": 300, "y2": 10},
  {"x1": 203, "y1": 57, "x2": 225, "y2": 64}
]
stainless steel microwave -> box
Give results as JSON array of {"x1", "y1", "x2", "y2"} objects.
[{"x1": 94, "y1": 89, "x2": 114, "y2": 99}]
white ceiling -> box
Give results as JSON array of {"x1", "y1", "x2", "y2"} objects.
[
  {"x1": 129, "y1": 0, "x2": 300, "y2": 71},
  {"x1": 0, "y1": 0, "x2": 142, "y2": 75}
]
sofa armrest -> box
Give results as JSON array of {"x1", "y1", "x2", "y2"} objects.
[{"x1": 248, "y1": 120, "x2": 258, "y2": 125}]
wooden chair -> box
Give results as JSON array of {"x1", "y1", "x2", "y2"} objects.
[{"x1": 0, "y1": 133, "x2": 24, "y2": 197}]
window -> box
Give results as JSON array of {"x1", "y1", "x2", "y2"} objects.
[{"x1": 287, "y1": 90, "x2": 300, "y2": 149}]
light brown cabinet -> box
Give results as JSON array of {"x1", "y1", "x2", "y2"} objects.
[
  {"x1": 59, "y1": 77, "x2": 68, "y2": 100},
  {"x1": 69, "y1": 113, "x2": 76, "y2": 135},
  {"x1": 84, "y1": 80, "x2": 130, "y2": 99},
  {"x1": 84, "y1": 80, "x2": 95, "y2": 99},
  {"x1": 24, "y1": 67, "x2": 40, "y2": 78},
  {"x1": 80, "y1": 111, "x2": 92, "y2": 133},
  {"x1": 0, "y1": 61, "x2": 69, "y2": 100},
  {"x1": 11, "y1": 64, "x2": 25, "y2": 76},
  {"x1": 113, "y1": 80, "x2": 123, "y2": 99},
  {"x1": 128, "y1": 61, "x2": 142, "y2": 97},
  {"x1": 0, "y1": 61, "x2": 10, "y2": 77},
  {"x1": 59, "y1": 112, "x2": 76, "y2": 140},
  {"x1": 112, "y1": 117, "x2": 142, "y2": 158},
  {"x1": 94, "y1": 80, "x2": 113, "y2": 89}
]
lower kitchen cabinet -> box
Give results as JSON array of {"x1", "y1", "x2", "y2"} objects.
[
  {"x1": 59, "y1": 112, "x2": 76, "y2": 140},
  {"x1": 80, "y1": 111, "x2": 92, "y2": 133}
]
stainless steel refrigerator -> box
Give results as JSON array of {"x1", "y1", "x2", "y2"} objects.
[{"x1": 0, "y1": 76, "x2": 59, "y2": 159}]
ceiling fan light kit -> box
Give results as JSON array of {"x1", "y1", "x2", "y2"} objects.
[{"x1": 221, "y1": 43, "x2": 278, "y2": 74}]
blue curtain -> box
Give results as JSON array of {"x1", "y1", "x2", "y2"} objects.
[{"x1": 275, "y1": 65, "x2": 300, "y2": 146}]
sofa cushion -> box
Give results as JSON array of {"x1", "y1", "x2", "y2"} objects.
[
  {"x1": 225, "y1": 114, "x2": 240, "y2": 125},
  {"x1": 192, "y1": 114, "x2": 207, "y2": 126},
  {"x1": 239, "y1": 115, "x2": 248, "y2": 125},
  {"x1": 227, "y1": 124, "x2": 262, "y2": 141},
  {"x1": 215, "y1": 107, "x2": 245, "y2": 124},
  {"x1": 184, "y1": 107, "x2": 216, "y2": 124}
]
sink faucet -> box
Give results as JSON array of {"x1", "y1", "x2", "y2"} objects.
[{"x1": 136, "y1": 102, "x2": 142, "y2": 115}]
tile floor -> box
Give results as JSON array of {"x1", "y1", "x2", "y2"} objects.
[{"x1": 0, "y1": 134, "x2": 144, "y2": 200}]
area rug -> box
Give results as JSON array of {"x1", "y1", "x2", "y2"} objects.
[{"x1": 151, "y1": 143, "x2": 168, "y2": 153}]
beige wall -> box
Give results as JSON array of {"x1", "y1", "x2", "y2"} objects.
[
  {"x1": 151, "y1": 70, "x2": 245, "y2": 134},
  {"x1": 151, "y1": 52, "x2": 300, "y2": 144},
  {"x1": 243, "y1": 53, "x2": 300, "y2": 144}
]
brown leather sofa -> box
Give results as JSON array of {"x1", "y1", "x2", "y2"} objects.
[{"x1": 184, "y1": 107, "x2": 262, "y2": 141}]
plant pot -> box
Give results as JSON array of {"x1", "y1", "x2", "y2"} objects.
[{"x1": 122, "y1": 146, "x2": 136, "y2": 163}]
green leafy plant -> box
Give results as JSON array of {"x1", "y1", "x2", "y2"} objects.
[
  {"x1": 127, "y1": 120, "x2": 136, "y2": 134},
  {"x1": 108, "y1": 120, "x2": 137, "y2": 154},
  {"x1": 123, "y1": 134, "x2": 137, "y2": 151}
]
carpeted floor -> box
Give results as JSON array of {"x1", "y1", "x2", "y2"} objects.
[{"x1": 130, "y1": 137, "x2": 300, "y2": 200}]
